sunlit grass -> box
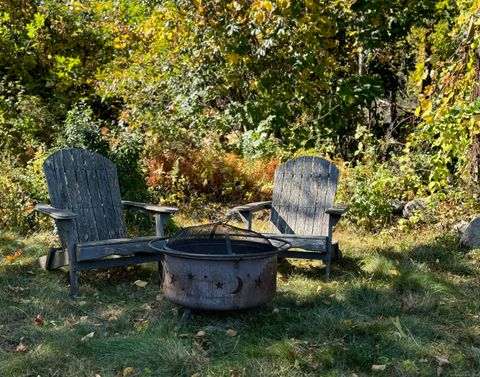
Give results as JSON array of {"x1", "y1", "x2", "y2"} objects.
[{"x1": 1, "y1": 222, "x2": 480, "y2": 376}]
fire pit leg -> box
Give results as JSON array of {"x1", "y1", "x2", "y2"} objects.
[
  {"x1": 180, "y1": 308, "x2": 192, "y2": 325},
  {"x1": 157, "y1": 260, "x2": 163, "y2": 284}
]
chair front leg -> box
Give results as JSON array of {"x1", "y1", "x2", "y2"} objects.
[
  {"x1": 56, "y1": 219, "x2": 80, "y2": 296},
  {"x1": 154, "y1": 213, "x2": 172, "y2": 237},
  {"x1": 325, "y1": 217, "x2": 334, "y2": 280},
  {"x1": 238, "y1": 211, "x2": 253, "y2": 230}
]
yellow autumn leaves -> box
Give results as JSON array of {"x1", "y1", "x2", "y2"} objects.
[{"x1": 114, "y1": 34, "x2": 128, "y2": 49}]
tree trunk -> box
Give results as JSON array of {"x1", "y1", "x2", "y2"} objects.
[{"x1": 467, "y1": 15, "x2": 480, "y2": 188}]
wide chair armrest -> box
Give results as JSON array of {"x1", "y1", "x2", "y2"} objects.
[
  {"x1": 229, "y1": 201, "x2": 272, "y2": 214},
  {"x1": 35, "y1": 204, "x2": 78, "y2": 220},
  {"x1": 228, "y1": 201, "x2": 272, "y2": 229},
  {"x1": 122, "y1": 200, "x2": 178, "y2": 215},
  {"x1": 326, "y1": 204, "x2": 349, "y2": 216},
  {"x1": 326, "y1": 204, "x2": 348, "y2": 229}
]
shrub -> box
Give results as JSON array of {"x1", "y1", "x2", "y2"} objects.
[
  {"x1": 145, "y1": 141, "x2": 279, "y2": 207},
  {"x1": 0, "y1": 150, "x2": 49, "y2": 233}
]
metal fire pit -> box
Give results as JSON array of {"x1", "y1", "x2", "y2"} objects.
[{"x1": 149, "y1": 223, "x2": 288, "y2": 311}]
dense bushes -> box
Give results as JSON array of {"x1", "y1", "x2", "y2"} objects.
[
  {"x1": 2, "y1": 0, "x2": 480, "y2": 234},
  {"x1": 146, "y1": 144, "x2": 278, "y2": 206},
  {"x1": 0, "y1": 152, "x2": 48, "y2": 233}
]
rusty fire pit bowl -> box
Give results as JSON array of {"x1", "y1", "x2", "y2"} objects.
[{"x1": 149, "y1": 223, "x2": 288, "y2": 311}]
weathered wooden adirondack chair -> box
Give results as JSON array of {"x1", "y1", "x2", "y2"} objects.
[
  {"x1": 35, "y1": 148, "x2": 178, "y2": 295},
  {"x1": 230, "y1": 156, "x2": 347, "y2": 279}
]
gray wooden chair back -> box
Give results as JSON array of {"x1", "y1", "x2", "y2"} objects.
[
  {"x1": 43, "y1": 148, "x2": 127, "y2": 246},
  {"x1": 270, "y1": 156, "x2": 339, "y2": 236}
]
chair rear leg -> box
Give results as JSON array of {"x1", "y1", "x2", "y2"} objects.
[
  {"x1": 325, "y1": 242, "x2": 332, "y2": 280},
  {"x1": 331, "y1": 242, "x2": 342, "y2": 261},
  {"x1": 68, "y1": 267, "x2": 80, "y2": 296}
]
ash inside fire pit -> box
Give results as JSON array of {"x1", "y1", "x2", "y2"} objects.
[{"x1": 150, "y1": 223, "x2": 288, "y2": 311}]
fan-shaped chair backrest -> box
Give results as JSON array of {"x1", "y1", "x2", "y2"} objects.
[
  {"x1": 270, "y1": 156, "x2": 339, "y2": 236},
  {"x1": 43, "y1": 148, "x2": 127, "y2": 244}
]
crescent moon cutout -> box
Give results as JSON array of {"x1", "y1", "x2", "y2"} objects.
[{"x1": 230, "y1": 277, "x2": 243, "y2": 294}]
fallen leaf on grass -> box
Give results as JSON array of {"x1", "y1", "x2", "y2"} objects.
[
  {"x1": 272, "y1": 308, "x2": 279, "y2": 315},
  {"x1": 80, "y1": 316, "x2": 88, "y2": 321},
  {"x1": 133, "y1": 280, "x2": 147, "y2": 288},
  {"x1": 81, "y1": 331, "x2": 95, "y2": 341},
  {"x1": 123, "y1": 367, "x2": 134, "y2": 375},
  {"x1": 34, "y1": 315, "x2": 44, "y2": 326},
  {"x1": 155, "y1": 294, "x2": 163, "y2": 301},
  {"x1": 230, "y1": 370, "x2": 241, "y2": 377},
  {"x1": 226, "y1": 329, "x2": 238, "y2": 337},
  {"x1": 322, "y1": 299, "x2": 332, "y2": 305},
  {"x1": 437, "y1": 366, "x2": 443, "y2": 376},
  {"x1": 316, "y1": 285, "x2": 323, "y2": 292},
  {"x1": 6, "y1": 249, "x2": 23, "y2": 263},
  {"x1": 191, "y1": 373, "x2": 201, "y2": 377},
  {"x1": 388, "y1": 268, "x2": 399, "y2": 276},
  {"x1": 108, "y1": 315, "x2": 118, "y2": 321},
  {"x1": 287, "y1": 350, "x2": 296, "y2": 359},
  {"x1": 434, "y1": 355, "x2": 450, "y2": 365},
  {"x1": 371, "y1": 364, "x2": 386, "y2": 372},
  {"x1": 7, "y1": 286, "x2": 27, "y2": 294},
  {"x1": 15, "y1": 343, "x2": 28, "y2": 352},
  {"x1": 133, "y1": 319, "x2": 149, "y2": 332},
  {"x1": 194, "y1": 331, "x2": 209, "y2": 349},
  {"x1": 341, "y1": 319, "x2": 352, "y2": 326},
  {"x1": 141, "y1": 303, "x2": 152, "y2": 311}
]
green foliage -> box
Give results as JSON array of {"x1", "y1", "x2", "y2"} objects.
[
  {"x1": 95, "y1": 0, "x2": 439, "y2": 158},
  {"x1": 59, "y1": 102, "x2": 110, "y2": 156},
  {"x1": 1, "y1": 0, "x2": 479, "y2": 233},
  {"x1": 110, "y1": 130, "x2": 149, "y2": 201},
  {"x1": 0, "y1": 151, "x2": 48, "y2": 233}
]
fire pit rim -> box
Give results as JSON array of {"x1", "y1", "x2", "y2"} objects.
[{"x1": 148, "y1": 222, "x2": 290, "y2": 258}]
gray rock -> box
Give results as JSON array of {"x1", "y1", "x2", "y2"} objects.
[
  {"x1": 453, "y1": 220, "x2": 469, "y2": 235},
  {"x1": 460, "y1": 217, "x2": 480, "y2": 248},
  {"x1": 402, "y1": 199, "x2": 427, "y2": 218},
  {"x1": 390, "y1": 199, "x2": 405, "y2": 215}
]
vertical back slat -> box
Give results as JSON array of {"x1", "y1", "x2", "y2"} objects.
[
  {"x1": 285, "y1": 157, "x2": 305, "y2": 234},
  {"x1": 44, "y1": 153, "x2": 70, "y2": 249},
  {"x1": 273, "y1": 159, "x2": 295, "y2": 234},
  {"x1": 312, "y1": 159, "x2": 336, "y2": 235},
  {"x1": 61, "y1": 149, "x2": 90, "y2": 242},
  {"x1": 71, "y1": 149, "x2": 100, "y2": 242},
  {"x1": 91, "y1": 152, "x2": 127, "y2": 239},
  {"x1": 82, "y1": 151, "x2": 110, "y2": 240},
  {"x1": 296, "y1": 156, "x2": 314, "y2": 235},
  {"x1": 321, "y1": 163, "x2": 339, "y2": 234},
  {"x1": 270, "y1": 164, "x2": 284, "y2": 233},
  {"x1": 103, "y1": 156, "x2": 127, "y2": 237}
]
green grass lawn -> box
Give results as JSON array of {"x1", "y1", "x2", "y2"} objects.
[{"x1": 1, "y1": 222, "x2": 480, "y2": 377}]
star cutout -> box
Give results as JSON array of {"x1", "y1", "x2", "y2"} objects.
[
  {"x1": 216, "y1": 281, "x2": 224, "y2": 289},
  {"x1": 169, "y1": 274, "x2": 176, "y2": 286},
  {"x1": 254, "y1": 278, "x2": 262, "y2": 288},
  {"x1": 187, "y1": 272, "x2": 194, "y2": 280}
]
